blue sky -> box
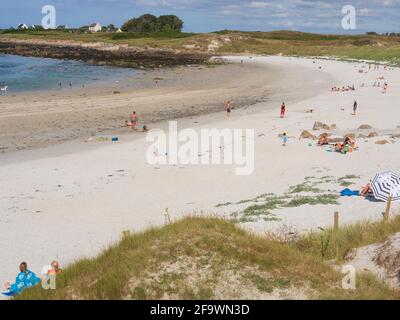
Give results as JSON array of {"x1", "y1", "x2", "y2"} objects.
[{"x1": 1, "y1": 0, "x2": 399, "y2": 33}]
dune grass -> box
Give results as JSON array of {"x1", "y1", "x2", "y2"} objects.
[{"x1": 15, "y1": 215, "x2": 400, "y2": 300}]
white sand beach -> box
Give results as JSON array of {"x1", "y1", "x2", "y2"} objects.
[{"x1": 1, "y1": 55, "x2": 400, "y2": 289}]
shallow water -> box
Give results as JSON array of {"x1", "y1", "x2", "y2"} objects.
[{"x1": 0, "y1": 54, "x2": 137, "y2": 93}]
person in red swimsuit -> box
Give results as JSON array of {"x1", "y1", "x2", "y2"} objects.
[
  {"x1": 280, "y1": 102, "x2": 286, "y2": 118},
  {"x1": 130, "y1": 111, "x2": 138, "y2": 130}
]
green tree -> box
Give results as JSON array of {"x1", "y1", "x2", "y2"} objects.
[{"x1": 121, "y1": 14, "x2": 183, "y2": 32}]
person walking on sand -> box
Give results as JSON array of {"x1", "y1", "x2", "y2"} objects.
[
  {"x1": 282, "y1": 133, "x2": 288, "y2": 146},
  {"x1": 353, "y1": 100, "x2": 358, "y2": 115},
  {"x1": 383, "y1": 82, "x2": 388, "y2": 94},
  {"x1": 130, "y1": 111, "x2": 138, "y2": 130},
  {"x1": 280, "y1": 102, "x2": 286, "y2": 118},
  {"x1": 225, "y1": 100, "x2": 232, "y2": 117}
]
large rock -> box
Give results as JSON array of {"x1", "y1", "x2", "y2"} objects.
[
  {"x1": 313, "y1": 121, "x2": 324, "y2": 130},
  {"x1": 313, "y1": 121, "x2": 334, "y2": 131},
  {"x1": 300, "y1": 130, "x2": 316, "y2": 139}
]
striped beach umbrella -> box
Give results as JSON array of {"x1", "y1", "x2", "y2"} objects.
[{"x1": 371, "y1": 171, "x2": 400, "y2": 202}]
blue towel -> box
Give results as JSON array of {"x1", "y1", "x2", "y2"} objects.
[
  {"x1": 2, "y1": 270, "x2": 41, "y2": 297},
  {"x1": 340, "y1": 188, "x2": 360, "y2": 197}
]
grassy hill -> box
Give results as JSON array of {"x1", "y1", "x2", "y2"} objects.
[
  {"x1": 1, "y1": 30, "x2": 400, "y2": 63},
  {"x1": 16, "y1": 216, "x2": 400, "y2": 300}
]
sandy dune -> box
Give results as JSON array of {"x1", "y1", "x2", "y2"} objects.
[{"x1": 1, "y1": 56, "x2": 400, "y2": 291}]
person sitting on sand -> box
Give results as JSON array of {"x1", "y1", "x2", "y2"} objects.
[
  {"x1": 318, "y1": 133, "x2": 329, "y2": 146},
  {"x1": 360, "y1": 182, "x2": 373, "y2": 197},
  {"x1": 130, "y1": 111, "x2": 138, "y2": 130},
  {"x1": 47, "y1": 261, "x2": 62, "y2": 276},
  {"x1": 3, "y1": 262, "x2": 41, "y2": 296}
]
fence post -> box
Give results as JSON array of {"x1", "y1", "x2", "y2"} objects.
[
  {"x1": 165, "y1": 208, "x2": 171, "y2": 224},
  {"x1": 334, "y1": 211, "x2": 340, "y2": 230},
  {"x1": 384, "y1": 196, "x2": 393, "y2": 222}
]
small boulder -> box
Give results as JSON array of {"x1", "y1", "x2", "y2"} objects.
[
  {"x1": 375, "y1": 140, "x2": 389, "y2": 145},
  {"x1": 359, "y1": 124, "x2": 373, "y2": 130},
  {"x1": 322, "y1": 124, "x2": 331, "y2": 130},
  {"x1": 368, "y1": 132, "x2": 379, "y2": 138},
  {"x1": 330, "y1": 124, "x2": 337, "y2": 130},
  {"x1": 329, "y1": 137, "x2": 344, "y2": 143}
]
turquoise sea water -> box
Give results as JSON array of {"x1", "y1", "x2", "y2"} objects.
[{"x1": 0, "y1": 54, "x2": 137, "y2": 92}]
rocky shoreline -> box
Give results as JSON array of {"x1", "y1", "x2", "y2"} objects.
[{"x1": 0, "y1": 38, "x2": 211, "y2": 68}]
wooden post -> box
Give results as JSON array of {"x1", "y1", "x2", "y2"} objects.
[
  {"x1": 384, "y1": 196, "x2": 393, "y2": 222},
  {"x1": 334, "y1": 211, "x2": 339, "y2": 231},
  {"x1": 333, "y1": 211, "x2": 340, "y2": 258},
  {"x1": 165, "y1": 208, "x2": 171, "y2": 224}
]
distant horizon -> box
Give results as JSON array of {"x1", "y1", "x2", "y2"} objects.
[
  {"x1": 1, "y1": 26, "x2": 397, "y2": 37},
  {"x1": 1, "y1": 0, "x2": 400, "y2": 34}
]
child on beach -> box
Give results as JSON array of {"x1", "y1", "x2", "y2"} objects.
[
  {"x1": 282, "y1": 133, "x2": 288, "y2": 146},
  {"x1": 280, "y1": 102, "x2": 286, "y2": 118},
  {"x1": 225, "y1": 100, "x2": 232, "y2": 116},
  {"x1": 353, "y1": 101, "x2": 358, "y2": 115}
]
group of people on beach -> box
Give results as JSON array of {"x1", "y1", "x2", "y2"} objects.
[
  {"x1": 3, "y1": 261, "x2": 62, "y2": 297},
  {"x1": 331, "y1": 85, "x2": 356, "y2": 92},
  {"x1": 125, "y1": 111, "x2": 148, "y2": 132},
  {"x1": 58, "y1": 81, "x2": 73, "y2": 89}
]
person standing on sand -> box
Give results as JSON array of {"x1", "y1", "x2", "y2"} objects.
[
  {"x1": 130, "y1": 111, "x2": 138, "y2": 130},
  {"x1": 280, "y1": 102, "x2": 286, "y2": 118},
  {"x1": 282, "y1": 133, "x2": 288, "y2": 146},
  {"x1": 353, "y1": 100, "x2": 358, "y2": 115},
  {"x1": 225, "y1": 100, "x2": 232, "y2": 117}
]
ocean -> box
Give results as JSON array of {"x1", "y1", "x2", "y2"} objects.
[{"x1": 0, "y1": 54, "x2": 137, "y2": 93}]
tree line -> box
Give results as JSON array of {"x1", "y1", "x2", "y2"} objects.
[{"x1": 121, "y1": 14, "x2": 184, "y2": 33}]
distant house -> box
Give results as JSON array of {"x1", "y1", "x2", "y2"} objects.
[
  {"x1": 17, "y1": 23, "x2": 29, "y2": 30},
  {"x1": 89, "y1": 23, "x2": 102, "y2": 33},
  {"x1": 107, "y1": 27, "x2": 123, "y2": 33},
  {"x1": 31, "y1": 25, "x2": 44, "y2": 30}
]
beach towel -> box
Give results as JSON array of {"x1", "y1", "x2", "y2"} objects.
[
  {"x1": 2, "y1": 270, "x2": 41, "y2": 297},
  {"x1": 340, "y1": 188, "x2": 360, "y2": 197}
]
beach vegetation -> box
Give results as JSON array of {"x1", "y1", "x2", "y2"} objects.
[{"x1": 16, "y1": 216, "x2": 400, "y2": 300}]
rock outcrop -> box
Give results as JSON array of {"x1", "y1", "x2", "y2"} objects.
[{"x1": 0, "y1": 38, "x2": 211, "y2": 69}]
